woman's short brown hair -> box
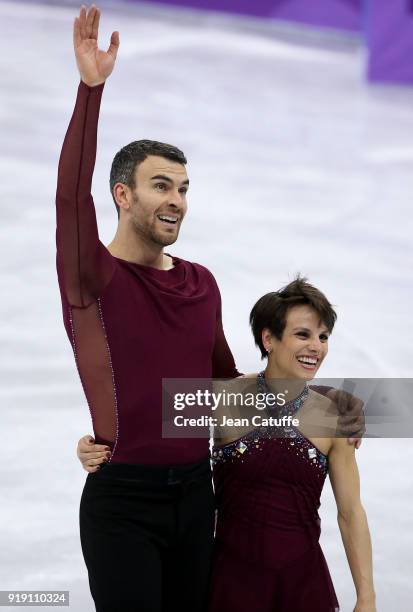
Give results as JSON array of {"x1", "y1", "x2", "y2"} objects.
[{"x1": 249, "y1": 276, "x2": 337, "y2": 359}]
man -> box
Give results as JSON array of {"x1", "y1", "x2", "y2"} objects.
[
  {"x1": 57, "y1": 5, "x2": 240, "y2": 612},
  {"x1": 57, "y1": 5, "x2": 363, "y2": 612}
]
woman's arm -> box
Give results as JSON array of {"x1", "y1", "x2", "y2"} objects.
[{"x1": 328, "y1": 438, "x2": 376, "y2": 612}]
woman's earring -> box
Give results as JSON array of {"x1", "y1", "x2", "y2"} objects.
[{"x1": 266, "y1": 347, "x2": 272, "y2": 355}]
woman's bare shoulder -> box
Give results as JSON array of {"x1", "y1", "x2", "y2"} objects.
[{"x1": 307, "y1": 388, "x2": 341, "y2": 418}]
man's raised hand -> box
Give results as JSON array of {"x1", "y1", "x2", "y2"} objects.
[{"x1": 73, "y1": 4, "x2": 119, "y2": 87}]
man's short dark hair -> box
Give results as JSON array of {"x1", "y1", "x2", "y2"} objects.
[
  {"x1": 109, "y1": 140, "x2": 187, "y2": 217},
  {"x1": 249, "y1": 276, "x2": 337, "y2": 359}
]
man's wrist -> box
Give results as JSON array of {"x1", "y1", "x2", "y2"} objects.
[{"x1": 80, "y1": 78, "x2": 106, "y2": 89}]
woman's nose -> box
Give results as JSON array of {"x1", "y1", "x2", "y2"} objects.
[{"x1": 307, "y1": 338, "x2": 321, "y2": 353}]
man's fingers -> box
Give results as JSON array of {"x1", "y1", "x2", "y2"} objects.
[
  {"x1": 79, "y1": 5, "x2": 87, "y2": 39},
  {"x1": 339, "y1": 425, "x2": 365, "y2": 440},
  {"x1": 333, "y1": 390, "x2": 353, "y2": 412},
  {"x1": 91, "y1": 7, "x2": 100, "y2": 40},
  {"x1": 348, "y1": 437, "x2": 363, "y2": 449},
  {"x1": 336, "y1": 400, "x2": 365, "y2": 438},
  {"x1": 327, "y1": 389, "x2": 349, "y2": 412},
  {"x1": 73, "y1": 17, "x2": 82, "y2": 48},
  {"x1": 85, "y1": 4, "x2": 97, "y2": 39},
  {"x1": 329, "y1": 389, "x2": 364, "y2": 414},
  {"x1": 340, "y1": 416, "x2": 362, "y2": 429},
  {"x1": 107, "y1": 31, "x2": 120, "y2": 59}
]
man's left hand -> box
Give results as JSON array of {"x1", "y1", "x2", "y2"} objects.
[{"x1": 327, "y1": 389, "x2": 365, "y2": 449}]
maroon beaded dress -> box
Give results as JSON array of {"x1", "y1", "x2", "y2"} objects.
[{"x1": 209, "y1": 374, "x2": 339, "y2": 612}]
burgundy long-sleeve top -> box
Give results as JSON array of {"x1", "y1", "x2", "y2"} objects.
[{"x1": 56, "y1": 81, "x2": 239, "y2": 465}]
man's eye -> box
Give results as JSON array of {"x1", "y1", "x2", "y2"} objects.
[
  {"x1": 155, "y1": 183, "x2": 167, "y2": 191},
  {"x1": 296, "y1": 332, "x2": 308, "y2": 338},
  {"x1": 320, "y1": 334, "x2": 329, "y2": 342},
  {"x1": 179, "y1": 188, "x2": 188, "y2": 195}
]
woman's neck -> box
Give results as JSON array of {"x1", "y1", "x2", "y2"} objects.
[{"x1": 263, "y1": 365, "x2": 306, "y2": 400}]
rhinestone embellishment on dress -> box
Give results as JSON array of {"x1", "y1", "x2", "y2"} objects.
[
  {"x1": 211, "y1": 372, "x2": 328, "y2": 476},
  {"x1": 236, "y1": 441, "x2": 248, "y2": 454},
  {"x1": 308, "y1": 448, "x2": 317, "y2": 459}
]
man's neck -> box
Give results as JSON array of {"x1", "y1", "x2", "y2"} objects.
[{"x1": 107, "y1": 234, "x2": 174, "y2": 271}]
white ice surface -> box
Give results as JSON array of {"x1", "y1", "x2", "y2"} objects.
[{"x1": 0, "y1": 1, "x2": 412, "y2": 610}]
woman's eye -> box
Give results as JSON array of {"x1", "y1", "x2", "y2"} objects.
[
  {"x1": 296, "y1": 332, "x2": 308, "y2": 338},
  {"x1": 320, "y1": 335, "x2": 329, "y2": 342}
]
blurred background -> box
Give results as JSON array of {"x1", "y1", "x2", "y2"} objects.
[{"x1": 1, "y1": 0, "x2": 412, "y2": 610}]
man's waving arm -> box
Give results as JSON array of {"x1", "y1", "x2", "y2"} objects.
[{"x1": 56, "y1": 5, "x2": 119, "y2": 307}]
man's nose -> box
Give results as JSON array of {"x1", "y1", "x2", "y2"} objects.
[{"x1": 167, "y1": 193, "x2": 185, "y2": 210}]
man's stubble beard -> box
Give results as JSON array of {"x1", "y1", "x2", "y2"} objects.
[{"x1": 131, "y1": 193, "x2": 180, "y2": 248}]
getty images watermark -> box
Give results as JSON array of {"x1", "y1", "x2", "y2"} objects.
[
  {"x1": 161, "y1": 378, "x2": 310, "y2": 438},
  {"x1": 173, "y1": 388, "x2": 287, "y2": 410},
  {"x1": 162, "y1": 377, "x2": 413, "y2": 439},
  {"x1": 172, "y1": 388, "x2": 299, "y2": 429}
]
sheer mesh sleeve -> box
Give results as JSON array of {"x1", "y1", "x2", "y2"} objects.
[
  {"x1": 211, "y1": 277, "x2": 241, "y2": 378},
  {"x1": 212, "y1": 317, "x2": 242, "y2": 378},
  {"x1": 56, "y1": 81, "x2": 115, "y2": 308}
]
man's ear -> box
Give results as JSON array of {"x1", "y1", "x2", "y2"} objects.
[{"x1": 113, "y1": 182, "x2": 132, "y2": 213}]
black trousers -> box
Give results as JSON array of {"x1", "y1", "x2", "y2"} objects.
[{"x1": 79, "y1": 458, "x2": 215, "y2": 612}]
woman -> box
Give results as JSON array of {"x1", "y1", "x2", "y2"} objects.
[
  {"x1": 209, "y1": 277, "x2": 376, "y2": 612},
  {"x1": 76, "y1": 277, "x2": 376, "y2": 611}
]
